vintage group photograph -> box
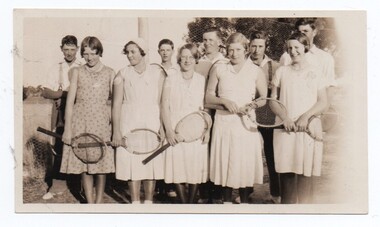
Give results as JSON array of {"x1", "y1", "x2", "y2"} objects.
[{"x1": 14, "y1": 9, "x2": 367, "y2": 213}]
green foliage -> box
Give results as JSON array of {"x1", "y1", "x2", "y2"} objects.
[{"x1": 186, "y1": 17, "x2": 337, "y2": 61}]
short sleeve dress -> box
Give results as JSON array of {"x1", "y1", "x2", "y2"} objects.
[
  {"x1": 271, "y1": 65, "x2": 325, "y2": 177},
  {"x1": 209, "y1": 60, "x2": 264, "y2": 189},
  {"x1": 115, "y1": 65, "x2": 164, "y2": 181},
  {"x1": 163, "y1": 71, "x2": 208, "y2": 184},
  {"x1": 60, "y1": 65, "x2": 115, "y2": 174}
]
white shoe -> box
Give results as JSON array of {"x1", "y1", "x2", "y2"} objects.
[
  {"x1": 167, "y1": 190, "x2": 177, "y2": 198},
  {"x1": 42, "y1": 192, "x2": 55, "y2": 200},
  {"x1": 271, "y1": 196, "x2": 281, "y2": 204},
  {"x1": 233, "y1": 196, "x2": 241, "y2": 204}
]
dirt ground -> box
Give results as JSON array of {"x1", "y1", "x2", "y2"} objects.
[{"x1": 23, "y1": 126, "x2": 343, "y2": 205}]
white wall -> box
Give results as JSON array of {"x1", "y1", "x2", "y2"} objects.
[{"x1": 22, "y1": 17, "x2": 192, "y2": 87}]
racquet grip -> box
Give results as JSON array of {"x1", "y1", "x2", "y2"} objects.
[
  {"x1": 204, "y1": 103, "x2": 226, "y2": 111},
  {"x1": 142, "y1": 143, "x2": 171, "y2": 165},
  {"x1": 37, "y1": 127, "x2": 62, "y2": 139}
]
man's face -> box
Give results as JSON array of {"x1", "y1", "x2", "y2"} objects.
[
  {"x1": 298, "y1": 24, "x2": 317, "y2": 44},
  {"x1": 202, "y1": 31, "x2": 221, "y2": 55},
  {"x1": 249, "y1": 39, "x2": 266, "y2": 60},
  {"x1": 61, "y1": 44, "x2": 78, "y2": 62},
  {"x1": 158, "y1": 44, "x2": 173, "y2": 63}
]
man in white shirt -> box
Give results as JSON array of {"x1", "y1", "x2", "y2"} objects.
[
  {"x1": 41, "y1": 35, "x2": 82, "y2": 200},
  {"x1": 249, "y1": 30, "x2": 281, "y2": 204},
  {"x1": 280, "y1": 18, "x2": 337, "y2": 106},
  {"x1": 195, "y1": 27, "x2": 227, "y2": 79}
]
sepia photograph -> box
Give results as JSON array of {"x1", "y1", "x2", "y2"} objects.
[{"x1": 13, "y1": 9, "x2": 367, "y2": 214}]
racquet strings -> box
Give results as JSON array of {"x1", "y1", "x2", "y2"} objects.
[
  {"x1": 73, "y1": 133, "x2": 105, "y2": 164},
  {"x1": 125, "y1": 129, "x2": 161, "y2": 154},
  {"x1": 246, "y1": 98, "x2": 287, "y2": 127},
  {"x1": 175, "y1": 112, "x2": 208, "y2": 142}
]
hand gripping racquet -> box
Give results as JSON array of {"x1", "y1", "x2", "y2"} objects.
[
  {"x1": 205, "y1": 97, "x2": 325, "y2": 142},
  {"x1": 142, "y1": 111, "x2": 212, "y2": 165}
]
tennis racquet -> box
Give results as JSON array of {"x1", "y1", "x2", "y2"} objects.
[
  {"x1": 37, "y1": 127, "x2": 163, "y2": 163},
  {"x1": 150, "y1": 63, "x2": 168, "y2": 77},
  {"x1": 142, "y1": 111, "x2": 212, "y2": 165},
  {"x1": 205, "y1": 97, "x2": 325, "y2": 142}
]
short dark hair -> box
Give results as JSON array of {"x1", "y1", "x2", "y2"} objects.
[
  {"x1": 203, "y1": 27, "x2": 223, "y2": 40},
  {"x1": 80, "y1": 36, "x2": 103, "y2": 57},
  {"x1": 122, "y1": 41, "x2": 146, "y2": 57},
  {"x1": 177, "y1": 43, "x2": 200, "y2": 64},
  {"x1": 226, "y1": 32, "x2": 249, "y2": 52},
  {"x1": 287, "y1": 31, "x2": 310, "y2": 53},
  {"x1": 295, "y1": 18, "x2": 318, "y2": 30},
  {"x1": 61, "y1": 35, "x2": 78, "y2": 47},
  {"x1": 158, "y1": 39, "x2": 174, "y2": 49},
  {"x1": 249, "y1": 30, "x2": 270, "y2": 47}
]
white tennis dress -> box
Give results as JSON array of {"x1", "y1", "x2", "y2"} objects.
[
  {"x1": 209, "y1": 60, "x2": 264, "y2": 188},
  {"x1": 272, "y1": 65, "x2": 325, "y2": 177},
  {"x1": 115, "y1": 65, "x2": 164, "y2": 181},
  {"x1": 163, "y1": 71, "x2": 208, "y2": 184}
]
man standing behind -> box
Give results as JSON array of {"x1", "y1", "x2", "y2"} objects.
[
  {"x1": 41, "y1": 35, "x2": 82, "y2": 200},
  {"x1": 280, "y1": 18, "x2": 337, "y2": 106},
  {"x1": 195, "y1": 27, "x2": 227, "y2": 204},
  {"x1": 158, "y1": 39, "x2": 179, "y2": 76},
  {"x1": 195, "y1": 27, "x2": 227, "y2": 78},
  {"x1": 249, "y1": 30, "x2": 281, "y2": 204},
  {"x1": 156, "y1": 38, "x2": 178, "y2": 201}
]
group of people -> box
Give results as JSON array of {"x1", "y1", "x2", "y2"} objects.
[{"x1": 40, "y1": 17, "x2": 336, "y2": 204}]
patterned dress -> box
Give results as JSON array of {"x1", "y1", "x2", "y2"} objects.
[
  {"x1": 209, "y1": 60, "x2": 264, "y2": 188},
  {"x1": 60, "y1": 65, "x2": 115, "y2": 174},
  {"x1": 272, "y1": 65, "x2": 325, "y2": 177},
  {"x1": 115, "y1": 65, "x2": 164, "y2": 181},
  {"x1": 163, "y1": 71, "x2": 208, "y2": 184}
]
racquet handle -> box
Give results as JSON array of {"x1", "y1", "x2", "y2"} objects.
[
  {"x1": 37, "y1": 127, "x2": 62, "y2": 139},
  {"x1": 204, "y1": 103, "x2": 226, "y2": 111},
  {"x1": 142, "y1": 143, "x2": 171, "y2": 165}
]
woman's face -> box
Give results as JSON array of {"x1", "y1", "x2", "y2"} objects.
[
  {"x1": 179, "y1": 48, "x2": 196, "y2": 72},
  {"x1": 287, "y1": 39, "x2": 306, "y2": 64},
  {"x1": 125, "y1": 44, "x2": 144, "y2": 66},
  {"x1": 82, "y1": 47, "x2": 100, "y2": 67},
  {"x1": 227, "y1": 42, "x2": 246, "y2": 65}
]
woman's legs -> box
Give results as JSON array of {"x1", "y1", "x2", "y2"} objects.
[
  {"x1": 223, "y1": 187, "x2": 233, "y2": 203},
  {"x1": 239, "y1": 187, "x2": 253, "y2": 204},
  {"x1": 297, "y1": 175, "x2": 313, "y2": 204},
  {"x1": 94, "y1": 174, "x2": 106, "y2": 203},
  {"x1": 188, "y1": 184, "x2": 199, "y2": 204},
  {"x1": 279, "y1": 173, "x2": 297, "y2": 204},
  {"x1": 81, "y1": 173, "x2": 94, "y2": 203},
  {"x1": 143, "y1": 180, "x2": 156, "y2": 202},
  {"x1": 128, "y1": 180, "x2": 141, "y2": 203},
  {"x1": 175, "y1": 183, "x2": 187, "y2": 203}
]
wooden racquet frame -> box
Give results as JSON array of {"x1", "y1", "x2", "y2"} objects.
[
  {"x1": 204, "y1": 98, "x2": 326, "y2": 142},
  {"x1": 142, "y1": 111, "x2": 212, "y2": 165}
]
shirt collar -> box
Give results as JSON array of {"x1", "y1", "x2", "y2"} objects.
[{"x1": 309, "y1": 44, "x2": 317, "y2": 54}]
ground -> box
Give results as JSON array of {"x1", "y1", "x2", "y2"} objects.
[{"x1": 23, "y1": 126, "x2": 343, "y2": 205}]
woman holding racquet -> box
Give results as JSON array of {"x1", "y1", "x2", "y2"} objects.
[
  {"x1": 205, "y1": 33, "x2": 267, "y2": 204},
  {"x1": 61, "y1": 36, "x2": 116, "y2": 203},
  {"x1": 161, "y1": 44, "x2": 209, "y2": 204},
  {"x1": 112, "y1": 38, "x2": 165, "y2": 204},
  {"x1": 270, "y1": 32, "x2": 328, "y2": 204}
]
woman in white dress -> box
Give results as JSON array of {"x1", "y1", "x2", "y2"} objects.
[
  {"x1": 205, "y1": 33, "x2": 267, "y2": 204},
  {"x1": 112, "y1": 38, "x2": 165, "y2": 204},
  {"x1": 161, "y1": 43, "x2": 209, "y2": 203},
  {"x1": 270, "y1": 32, "x2": 328, "y2": 204}
]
